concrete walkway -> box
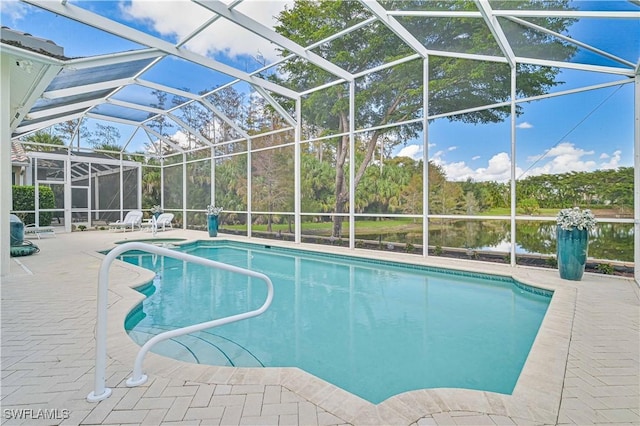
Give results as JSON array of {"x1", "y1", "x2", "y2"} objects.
[{"x1": 2, "y1": 230, "x2": 638, "y2": 425}]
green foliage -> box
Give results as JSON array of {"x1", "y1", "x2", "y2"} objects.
[
  {"x1": 516, "y1": 168, "x2": 633, "y2": 211},
  {"x1": 78, "y1": 225, "x2": 87, "y2": 231},
  {"x1": 22, "y1": 131, "x2": 65, "y2": 151},
  {"x1": 433, "y1": 245, "x2": 443, "y2": 256},
  {"x1": 546, "y1": 256, "x2": 558, "y2": 268},
  {"x1": 595, "y1": 263, "x2": 614, "y2": 275},
  {"x1": 405, "y1": 242, "x2": 415, "y2": 253},
  {"x1": 12, "y1": 185, "x2": 55, "y2": 226},
  {"x1": 273, "y1": 0, "x2": 575, "y2": 236},
  {"x1": 518, "y1": 198, "x2": 540, "y2": 215}
]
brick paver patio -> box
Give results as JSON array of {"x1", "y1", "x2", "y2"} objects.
[{"x1": 2, "y1": 230, "x2": 638, "y2": 425}]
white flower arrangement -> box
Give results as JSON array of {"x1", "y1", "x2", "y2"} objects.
[
  {"x1": 556, "y1": 207, "x2": 596, "y2": 231},
  {"x1": 151, "y1": 205, "x2": 163, "y2": 214},
  {"x1": 206, "y1": 205, "x2": 223, "y2": 216}
]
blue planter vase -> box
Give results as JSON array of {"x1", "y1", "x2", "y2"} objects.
[
  {"x1": 557, "y1": 226, "x2": 589, "y2": 281},
  {"x1": 207, "y1": 215, "x2": 218, "y2": 237},
  {"x1": 153, "y1": 212, "x2": 161, "y2": 219}
]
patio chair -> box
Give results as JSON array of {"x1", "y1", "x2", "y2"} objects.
[
  {"x1": 109, "y1": 210, "x2": 143, "y2": 232},
  {"x1": 142, "y1": 213, "x2": 174, "y2": 232},
  {"x1": 24, "y1": 224, "x2": 56, "y2": 239}
]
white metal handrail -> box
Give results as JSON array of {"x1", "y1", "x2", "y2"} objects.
[{"x1": 87, "y1": 242, "x2": 274, "y2": 402}]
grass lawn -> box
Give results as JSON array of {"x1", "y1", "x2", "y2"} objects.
[{"x1": 224, "y1": 207, "x2": 616, "y2": 235}]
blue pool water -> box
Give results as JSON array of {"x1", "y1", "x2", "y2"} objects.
[{"x1": 122, "y1": 241, "x2": 551, "y2": 404}]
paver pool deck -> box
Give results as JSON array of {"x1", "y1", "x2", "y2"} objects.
[{"x1": 2, "y1": 229, "x2": 638, "y2": 425}]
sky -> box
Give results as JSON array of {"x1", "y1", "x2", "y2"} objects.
[{"x1": 2, "y1": 0, "x2": 637, "y2": 183}]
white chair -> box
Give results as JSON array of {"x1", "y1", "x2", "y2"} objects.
[
  {"x1": 24, "y1": 224, "x2": 56, "y2": 239},
  {"x1": 109, "y1": 210, "x2": 143, "y2": 232},
  {"x1": 143, "y1": 213, "x2": 174, "y2": 232}
]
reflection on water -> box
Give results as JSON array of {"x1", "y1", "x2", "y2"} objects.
[{"x1": 360, "y1": 220, "x2": 633, "y2": 262}]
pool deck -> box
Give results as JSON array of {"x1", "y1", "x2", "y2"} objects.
[{"x1": 2, "y1": 229, "x2": 638, "y2": 425}]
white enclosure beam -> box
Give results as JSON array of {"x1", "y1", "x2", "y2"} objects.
[
  {"x1": 348, "y1": 81, "x2": 355, "y2": 248},
  {"x1": 136, "y1": 80, "x2": 251, "y2": 139},
  {"x1": 42, "y1": 77, "x2": 134, "y2": 99},
  {"x1": 509, "y1": 66, "x2": 517, "y2": 267},
  {"x1": 360, "y1": 0, "x2": 430, "y2": 57},
  {"x1": 475, "y1": 0, "x2": 515, "y2": 68},
  {"x1": 515, "y1": 57, "x2": 636, "y2": 77},
  {"x1": 634, "y1": 75, "x2": 639, "y2": 284},
  {"x1": 198, "y1": 99, "x2": 251, "y2": 139},
  {"x1": 141, "y1": 125, "x2": 185, "y2": 153},
  {"x1": 422, "y1": 57, "x2": 429, "y2": 258},
  {"x1": 26, "y1": 98, "x2": 104, "y2": 120},
  {"x1": 14, "y1": 111, "x2": 86, "y2": 134},
  {"x1": 252, "y1": 86, "x2": 297, "y2": 128},
  {"x1": 194, "y1": 0, "x2": 354, "y2": 82},
  {"x1": 295, "y1": 98, "x2": 302, "y2": 244},
  {"x1": 1, "y1": 56, "x2": 11, "y2": 276},
  {"x1": 22, "y1": 0, "x2": 299, "y2": 99},
  {"x1": 64, "y1": 48, "x2": 164, "y2": 70},
  {"x1": 11, "y1": 64, "x2": 63, "y2": 131},
  {"x1": 493, "y1": 10, "x2": 640, "y2": 19},
  {"x1": 506, "y1": 16, "x2": 637, "y2": 69},
  {"x1": 166, "y1": 113, "x2": 215, "y2": 148}
]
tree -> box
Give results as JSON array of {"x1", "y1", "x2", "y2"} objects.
[
  {"x1": 147, "y1": 89, "x2": 175, "y2": 156},
  {"x1": 90, "y1": 123, "x2": 122, "y2": 152},
  {"x1": 22, "y1": 131, "x2": 65, "y2": 151},
  {"x1": 274, "y1": 0, "x2": 576, "y2": 236},
  {"x1": 54, "y1": 118, "x2": 92, "y2": 148}
]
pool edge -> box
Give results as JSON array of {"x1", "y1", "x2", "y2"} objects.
[{"x1": 103, "y1": 235, "x2": 575, "y2": 425}]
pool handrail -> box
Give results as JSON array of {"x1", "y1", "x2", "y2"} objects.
[{"x1": 87, "y1": 242, "x2": 274, "y2": 402}]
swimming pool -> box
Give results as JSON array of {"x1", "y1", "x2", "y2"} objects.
[{"x1": 122, "y1": 241, "x2": 552, "y2": 404}]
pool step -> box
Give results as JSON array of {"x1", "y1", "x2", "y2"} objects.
[{"x1": 128, "y1": 325, "x2": 263, "y2": 367}]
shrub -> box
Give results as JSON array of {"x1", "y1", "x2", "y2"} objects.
[
  {"x1": 12, "y1": 185, "x2": 55, "y2": 226},
  {"x1": 433, "y1": 245, "x2": 443, "y2": 256},
  {"x1": 518, "y1": 198, "x2": 540, "y2": 215},
  {"x1": 405, "y1": 243, "x2": 415, "y2": 253},
  {"x1": 596, "y1": 263, "x2": 614, "y2": 275},
  {"x1": 78, "y1": 225, "x2": 87, "y2": 231}
]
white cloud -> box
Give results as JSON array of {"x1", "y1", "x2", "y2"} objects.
[
  {"x1": 430, "y1": 150, "x2": 446, "y2": 164},
  {"x1": 516, "y1": 122, "x2": 533, "y2": 129},
  {"x1": 444, "y1": 152, "x2": 522, "y2": 182},
  {"x1": 120, "y1": 0, "x2": 292, "y2": 62},
  {"x1": 1, "y1": 0, "x2": 28, "y2": 21},
  {"x1": 448, "y1": 146, "x2": 457, "y2": 151},
  {"x1": 426, "y1": 145, "x2": 521, "y2": 182},
  {"x1": 397, "y1": 141, "x2": 618, "y2": 183},
  {"x1": 600, "y1": 150, "x2": 621, "y2": 169},
  {"x1": 522, "y1": 142, "x2": 596, "y2": 177},
  {"x1": 396, "y1": 144, "x2": 423, "y2": 160}
]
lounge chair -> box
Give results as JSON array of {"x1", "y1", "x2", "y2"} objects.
[
  {"x1": 142, "y1": 213, "x2": 174, "y2": 232},
  {"x1": 24, "y1": 224, "x2": 56, "y2": 239},
  {"x1": 109, "y1": 210, "x2": 143, "y2": 232}
]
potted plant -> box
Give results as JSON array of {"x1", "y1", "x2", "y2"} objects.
[
  {"x1": 206, "y1": 205, "x2": 223, "y2": 237},
  {"x1": 556, "y1": 207, "x2": 597, "y2": 281},
  {"x1": 151, "y1": 205, "x2": 163, "y2": 219}
]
